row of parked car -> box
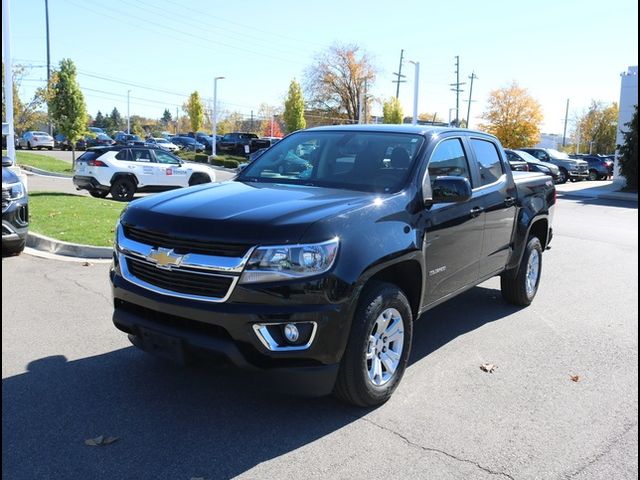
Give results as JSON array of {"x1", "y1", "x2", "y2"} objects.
[{"x1": 505, "y1": 148, "x2": 614, "y2": 184}]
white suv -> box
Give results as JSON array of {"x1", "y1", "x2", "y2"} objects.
[{"x1": 72, "y1": 146, "x2": 216, "y2": 201}]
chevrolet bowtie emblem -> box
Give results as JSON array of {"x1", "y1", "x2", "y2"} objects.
[{"x1": 146, "y1": 248, "x2": 183, "y2": 269}]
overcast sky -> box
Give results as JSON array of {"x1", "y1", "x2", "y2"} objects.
[{"x1": 6, "y1": 0, "x2": 639, "y2": 133}]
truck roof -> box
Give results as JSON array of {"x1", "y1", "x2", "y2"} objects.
[{"x1": 305, "y1": 123, "x2": 496, "y2": 139}]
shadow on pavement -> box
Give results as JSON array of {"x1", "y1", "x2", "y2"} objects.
[{"x1": 3, "y1": 285, "x2": 521, "y2": 479}]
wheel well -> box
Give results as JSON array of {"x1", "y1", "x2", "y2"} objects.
[
  {"x1": 110, "y1": 173, "x2": 138, "y2": 186},
  {"x1": 529, "y1": 219, "x2": 549, "y2": 249},
  {"x1": 367, "y1": 260, "x2": 422, "y2": 318},
  {"x1": 189, "y1": 172, "x2": 211, "y2": 183}
]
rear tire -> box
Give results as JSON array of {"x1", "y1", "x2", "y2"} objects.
[
  {"x1": 110, "y1": 177, "x2": 136, "y2": 202},
  {"x1": 334, "y1": 281, "x2": 413, "y2": 407},
  {"x1": 501, "y1": 236, "x2": 543, "y2": 306},
  {"x1": 27, "y1": 142, "x2": 33, "y2": 150}
]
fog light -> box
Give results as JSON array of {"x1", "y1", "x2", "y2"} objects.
[{"x1": 283, "y1": 323, "x2": 299, "y2": 343}]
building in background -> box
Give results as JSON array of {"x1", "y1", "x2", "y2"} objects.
[{"x1": 614, "y1": 66, "x2": 638, "y2": 186}]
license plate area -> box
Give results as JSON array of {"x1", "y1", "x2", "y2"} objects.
[{"x1": 138, "y1": 327, "x2": 186, "y2": 364}]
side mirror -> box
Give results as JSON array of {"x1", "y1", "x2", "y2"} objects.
[
  {"x1": 237, "y1": 162, "x2": 248, "y2": 171},
  {"x1": 2, "y1": 156, "x2": 13, "y2": 167},
  {"x1": 427, "y1": 176, "x2": 472, "y2": 204}
]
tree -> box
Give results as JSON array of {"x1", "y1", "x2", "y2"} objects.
[
  {"x1": 618, "y1": 104, "x2": 638, "y2": 190},
  {"x1": 48, "y1": 59, "x2": 88, "y2": 164},
  {"x1": 105, "y1": 107, "x2": 124, "y2": 132},
  {"x1": 573, "y1": 101, "x2": 619, "y2": 154},
  {"x1": 418, "y1": 112, "x2": 444, "y2": 123},
  {"x1": 161, "y1": 108, "x2": 172, "y2": 127},
  {"x1": 2, "y1": 63, "x2": 48, "y2": 133},
  {"x1": 93, "y1": 110, "x2": 106, "y2": 128},
  {"x1": 283, "y1": 79, "x2": 306, "y2": 133},
  {"x1": 479, "y1": 81, "x2": 543, "y2": 148},
  {"x1": 304, "y1": 43, "x2": 377, "y2": 123},
  {"x1": 261, "y1": 118, "x2": 283, "y2": 137},
  {"x1": 184, "y1": 91, "x2": 204, "y2": 133},
  {"x1": 382, "y1": 97, "x2": 403, "y2": 124}
]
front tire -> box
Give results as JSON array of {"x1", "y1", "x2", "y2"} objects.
[
  {"x1": 2, "y1": 239, "x2": 26, "y2": 257},
  {"x1": 558, "y1": 168, "x2": 569, "y2": 184},
  {"x1": 188, "y1": 173, "x2": 211, "y2": 186},
  {"x1": 501, "y1": 236, "x2": 543, "y2": 306},
  {"x1": 334, "y1": 281, "x2": 413, "y2": 407},
  {"x1": 110, "y1": 177, "x2": 136, "y2": 201}
]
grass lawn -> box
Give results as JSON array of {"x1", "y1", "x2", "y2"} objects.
[
  {"x1": 28, "y1": 192, "x2": 125, "y2": 246},
  {"x1": 2, "y1": 150, "x2": 74, "y2": 175}
]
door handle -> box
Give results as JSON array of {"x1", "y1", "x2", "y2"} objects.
[
  {"x1": 504, "y1": 196, "x2": 516, "y2": 207},
  {"x1": 470, "y1": 206, "x2": 483, "y2": 218}
]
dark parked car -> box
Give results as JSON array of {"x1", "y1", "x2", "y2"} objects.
[
  {"x1": 569, "y1": 154, "x2": 613, "y2": 180},
  {"x1": 519, "y1": 148, "x2": 588, "y2": 184},
  {"x1": 114, "y1": 132, "x2": 144, "y2": 146},
  {"x1": 505, "y1": 149, "x2": 561, "y2": 183},
  {"x1": 171, "y1": 136, "x2": 205, "y2": 152},
  {"x1": 110, "y1": 125, "x2": 556, "y2": 406},
  {"x1": 2, "y1": 157, "x2": 28, "y2": 256},
  {"x1": 55, "y1": 134, "x2": 87, "y2": 151},
  {"x1": 217, "y1": 132, "x2": 271, "y2": 156}
]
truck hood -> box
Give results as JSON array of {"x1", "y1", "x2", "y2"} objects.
[{"x1": 123, "y1": 180, "x2": 376, "y2": 245}]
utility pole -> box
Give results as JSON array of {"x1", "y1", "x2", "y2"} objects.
[
  {"x1": 465, "y1": 71, "x2": 477, "y2": 129},
  {"x1": 250, "y1": 110, "x2": 254, "y2": 132},
  {"x1": 45, "y1": 0, "x2": 52, "y2": 134},
  {"x1": 175, "y1": 106, "x2": 178, "y2": 134},
  {"x1": 364, "y1": 79, "x2": 368, "y2": 124},
  {"x1": 562, "y1": 99, "x2": 570, "y2": 146},
  {"x1": 392, "y1": 49, "x2": 406, "y2": 99},
  {"x1": 127, "y1": 90, "x2": 131, "y2": 134},
  {"x1": 449, "y1": 56, "x2": 465, "y2": 127}
]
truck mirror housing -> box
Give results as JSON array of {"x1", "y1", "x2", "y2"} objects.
[{"x1": 427, "y1": 176, "x2": 472, "y2": 204}]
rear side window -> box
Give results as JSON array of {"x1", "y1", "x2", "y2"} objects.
[
  {"x1": 427, "y1": 138, "x2": 472, "y2": 186},
  {"x1": 132, "y1": 149, "x2": 152, "y2": 162},
  {"x1": 470, "y1": 138, "x2": 503, "y2": 186},
  {"x1": 115, "y1": 149, "x2": 131, "y2": 161},
  {"x1": 77, "y1": 151, "x2": 100, "y2": 162}
]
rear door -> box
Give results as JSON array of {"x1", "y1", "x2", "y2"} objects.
[
  {"x1": 421, "y1": 136, "x2": 484, "y2": 305},
  {"x1": 130, "y1": 148, "x2": 162, "y2": 186},
  {"x1": 467, "y1": 137, "x2": 518, "y2": 278}
]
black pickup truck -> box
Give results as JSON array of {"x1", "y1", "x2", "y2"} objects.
[
  {"x1": 111, "y1": 125, "x2": 555, "y2": 406},
  {"x1": 217, "y1": 132, "x2": 271, "y2": 156}
]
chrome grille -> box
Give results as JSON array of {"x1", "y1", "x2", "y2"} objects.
[
  {"x1": 125, "y1": 256, "x2": 234, "y2": 299},
  {"x1": 2, "y1": 188, "x2": 10, "y2": 210}
]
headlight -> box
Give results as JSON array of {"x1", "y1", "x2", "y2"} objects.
[
  {"x1": 240, "y1": 238, "x2": 339, "y2": 283},
  {"x1": 537, "y1": 166, "x2": 550, "y2": 174},
  {"x1": 2, "y1": 182, "x2": 25, "y2": 200}
]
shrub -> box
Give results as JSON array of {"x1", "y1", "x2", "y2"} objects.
[
  {"x1": 224, "y1": 159, "x2": 239, "y2": 169},
  {"x1": 194, "y1": 153, "x2": 209, "y2": 163},
  {"x1": 212, "y1": 158, "x2": 225, "y2": 167}
]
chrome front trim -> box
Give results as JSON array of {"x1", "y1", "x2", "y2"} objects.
[
  {"x1": 119, "y1": 252, "x2": 239, "y2": 303},
  {"x1": 116, "y1": 224, "x2": 255, "y2": 273},
  {"x1": 253, "y1": 322, "x2": 318, "y2": 352}
]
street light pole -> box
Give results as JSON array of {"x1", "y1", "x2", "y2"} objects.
[
  {"x1": 408, "y1": 60, "x2": 419, "y2": 126},
  {"x1": 448, "y1": 108, "x2": 456, "y2": 126},
  {"x1": 3, "y1": 0, "x2": 16, "y2": 162},
  {"x1": 127, "y1": 90, "x2": 131, "y2": 134},
  {"x1": 212, "y1": 76, "x2": 225, "y2": 157}
]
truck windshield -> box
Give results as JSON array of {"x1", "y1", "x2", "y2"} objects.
[
  {"x1": 547, "y1": 148, "x2": 570, "y2": 159},
  {"x1": 238, "y1": 131, "x2": 424, "y2": 193}
]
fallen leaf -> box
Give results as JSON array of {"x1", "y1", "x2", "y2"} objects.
[
  {"x1": 82, "y1": 261, "x2": 93, "y2": 267},
  {"x1": 570, "y1": 375, "x2": 580, "y2": 382},
  {"x1": 480, "y1": 363, "x2": 497, "y2": 373}
]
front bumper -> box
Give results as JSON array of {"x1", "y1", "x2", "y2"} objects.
[
  {"x1": 568, "y1": 170, "x2": 588, "y2": 179},
  {"x1": 2, "y1": 198, "x2": 29, "y2": 245},
  {"x1": 73, "y1": 175, "x2": 110, "y2": 192},
  {"x1": 110, "y1": 264, "x2": 350, "y2": 395}
]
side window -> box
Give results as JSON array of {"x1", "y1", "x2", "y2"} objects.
[
  {"x1": 470, "y1": 138, "x2": 504, "y2": 186},
  {"x1": 154, "y1": 150, "x2": 180, "y2": 164},
  {"x1": 115, "y1": 149, "x2": 130, "y2": 161},
  {"x1": 132, "y1": 149, "x2": 152, "y2": 162},
  {"x1": 427, "y1": 138, "x2": 471, "y2": 186}
]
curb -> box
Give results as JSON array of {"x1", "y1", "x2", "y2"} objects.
[
  {"x1": 26, "y1": 232, "x2": 113, "y2": 259},
  {"x1": 20, "y1": 165, "x2": 73, "y2": 178}
]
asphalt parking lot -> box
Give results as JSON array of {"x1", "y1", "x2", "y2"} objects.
[{"x1": 2, "y1": 196, "x2": 638, "y2": 479}]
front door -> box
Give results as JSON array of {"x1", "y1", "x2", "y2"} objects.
[
  {"x1": 421, "y1": 137, "x2": 484, "y2": 305},
  {"x1": 152, "y1": 150, "x2": 189, "y2": 187}
]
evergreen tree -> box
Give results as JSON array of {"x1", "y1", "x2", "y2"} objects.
[
  {"x1": 161, "y1": 108, "x2": 172, "y2": 126},
  {"x1": 618, "y1": 104, "x2": 638, "y2": 190},
  {"x1": 94, "y1": 110, "x2": 105, "y2": 128},
  {"x1": 283, "y1": 79, "x2": 306, "y2": 133}
]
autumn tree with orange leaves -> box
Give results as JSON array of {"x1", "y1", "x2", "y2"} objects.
[{"x1": 479, "y1": 82, "x2": 543, "y2": 148}]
